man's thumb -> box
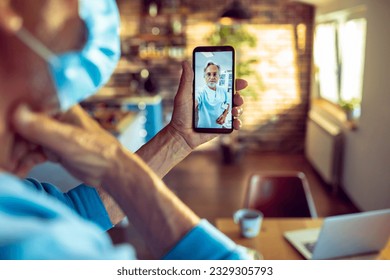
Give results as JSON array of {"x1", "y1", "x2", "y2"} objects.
[{"x1": 177, "y1": 61, "x2": 193, "y2": 96}]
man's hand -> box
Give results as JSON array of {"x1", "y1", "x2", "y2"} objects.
[
  {"x1": 168, "y1": 61, "x2": 246, "y2": 150},
  {"x1": 8, "y1": 104, "x2": 113, "y2": 179},
  {"x1": 12, "y1": 103, "x2": 200, "y2": 258},
  {"x1": 216, "y1": 104, "x2": 230, "y2": 125},
  {"x1": 7, "y1": 136, "x2": 47, "y2": 178},
  {"x1": 12, "y1": 104, "x2": 123, "y2": 187}
]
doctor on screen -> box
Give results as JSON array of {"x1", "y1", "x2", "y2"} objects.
[{"x1": 195, "y1": 61, "x2": 231, "y2": 129}]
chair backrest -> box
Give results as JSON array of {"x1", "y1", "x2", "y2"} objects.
[{"x1": 244, "y1": 171, "x2": 318, "y2": 218}]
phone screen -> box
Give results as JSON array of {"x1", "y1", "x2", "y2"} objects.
[{"x1": 193, "y1": 46, "x2": 235, "y2": 133}]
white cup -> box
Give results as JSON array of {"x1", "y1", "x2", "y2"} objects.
[{"x1": 233, "y1": 209, "x2": 263, "y2": 238}]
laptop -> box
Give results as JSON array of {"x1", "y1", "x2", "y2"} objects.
[{"x1": 283, "y1": 209, "x2": 390, "y2": 259}]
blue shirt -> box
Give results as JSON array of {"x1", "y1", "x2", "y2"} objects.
[
  {"x1": 196, "y1": 85, "x2": 230, "y2": 129},
  {"x1": 0, "y1": 173, "x2": 249, "y2": 260}
]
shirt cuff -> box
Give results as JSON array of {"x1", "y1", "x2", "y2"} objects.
[
  {"x1": 162, "y1": 219, "x2": 250, "y2": 260},
  {"x1": 66, "y1": 184, "x2": 113, "y2": 231},
  {"x1": 23, "y1": 179, "x2": 112, "y2": 231}
]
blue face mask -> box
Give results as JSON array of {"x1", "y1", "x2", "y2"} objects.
[{"x1": 15, "y1": 0, "x2": 121, "y2": 111}]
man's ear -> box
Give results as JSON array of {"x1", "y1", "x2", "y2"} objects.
[
  {"x1": 53, "y1": 0, "x2": 87, "y2": 52},
  {"x1": 29, "y1": 0, "x2": 86, "y2": 52},
  {"x1": 5, "y1": 0, "x2": 79, "y2": 36}
]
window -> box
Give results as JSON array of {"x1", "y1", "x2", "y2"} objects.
[
  {"x1": 314, "y1": 14, "x2": 367, "y2": 119},
  {"x1": 314, "y1": 23, "x2": 339, "y2": 104},
  {"x1": 339, "y1": 18, "x2": 366, "y2": 102}
]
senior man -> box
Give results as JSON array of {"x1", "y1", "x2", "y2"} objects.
[{"x1": 0, "y1": 0, "x2": 249, "y2": 259}]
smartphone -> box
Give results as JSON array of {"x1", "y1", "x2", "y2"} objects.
[{"x1": 193, "y1": 46, "x2": 235, "y2": 133}]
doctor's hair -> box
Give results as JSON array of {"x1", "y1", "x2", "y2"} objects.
[{"x1": 203, "y1": 61, "x2": 221, "y2": 76}]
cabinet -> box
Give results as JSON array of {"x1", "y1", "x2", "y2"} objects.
[
  {"x1": 119, "y1": 1, "x2": 189, "y2": 123},
  {"x1": 121, "y1": 1, "x2": 187, "y2": 62},
  {"x1": 91, "y1": 0, "x2": 188, "y2": 139}
]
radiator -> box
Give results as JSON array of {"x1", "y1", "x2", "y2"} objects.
[{"x1": 305, "y1": 111, "x2": 343, "y2": 193}]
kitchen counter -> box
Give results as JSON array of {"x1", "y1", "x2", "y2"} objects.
[
  {"x1": 84, "y1": 90, "x2": 162, "y2": 105},
  {"x1": 82, "y1": 93, "x2": 163, "y2": 142}
]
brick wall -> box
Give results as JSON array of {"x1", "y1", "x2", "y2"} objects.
[{"x1": 116, "y1": 0, "x2": 314, "y2": 153}]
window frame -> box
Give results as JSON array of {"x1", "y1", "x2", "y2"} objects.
[{"x1": 313, "y1": 6, "x2": 367, "y2": 122}]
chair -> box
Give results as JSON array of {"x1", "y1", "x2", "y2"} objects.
[{"x1": 243, "y1": 171, "x2": 318, "y2": 218}]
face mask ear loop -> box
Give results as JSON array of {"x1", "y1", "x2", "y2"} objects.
[
  {"x1": 15, "y1": 27, "x2": 60, "y2": 67},
  {"x1": 14, "y1": 26, "x2": 62, "y2": 111}
]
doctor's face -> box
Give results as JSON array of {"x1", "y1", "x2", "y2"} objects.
[{"x1": 204, "y1": 64, "x2": 220, "y2": 90}]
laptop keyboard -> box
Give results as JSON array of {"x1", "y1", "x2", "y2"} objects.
[{"x1": 304, "y1": 241, "x2": 317, "y2": 253}]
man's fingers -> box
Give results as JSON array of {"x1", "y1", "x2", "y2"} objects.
[
  {"x1": 233, "y1": 119, "x2": 242, "y2": 130},
  {"x1": 236, "y1": 79, "x2": 248, "y2": 91},
  {"x1": 176, "y1": 61, "x2": 194, "y2": 98},
  {"x1": 234, "y1": 92, "x2": 244, "y2": 106},
  {"x1": 14, "y1": 152, "x2": 47, "y2": 177},
  {"x1": 9, "y1": 137, "x2": 28, "y2": 170},
  {"x1": 232, "y1": 106, "x2": 243, "y2": 117},
  {"x1": 12, "y1": 104, "x2": 83, "y2": 156}
]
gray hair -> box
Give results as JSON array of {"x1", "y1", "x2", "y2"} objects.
[{"x1": 203, "y1": 61, "x2": 221, "y2": 75}]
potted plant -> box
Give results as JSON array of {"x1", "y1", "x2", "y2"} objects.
[
  {"x1": 207, "y1": 24, "x2": 264, "y2": 98},
  {"x1": 339, "y1": 98, "x2": 360, "y2": 121},
  {"x1": 206, "y1": 24, "x2": 263, "y2": 163}
]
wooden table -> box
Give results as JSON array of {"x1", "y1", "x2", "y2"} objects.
[{"x1": 216, "y1": 218, "x2": 389, "y2": 260}]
